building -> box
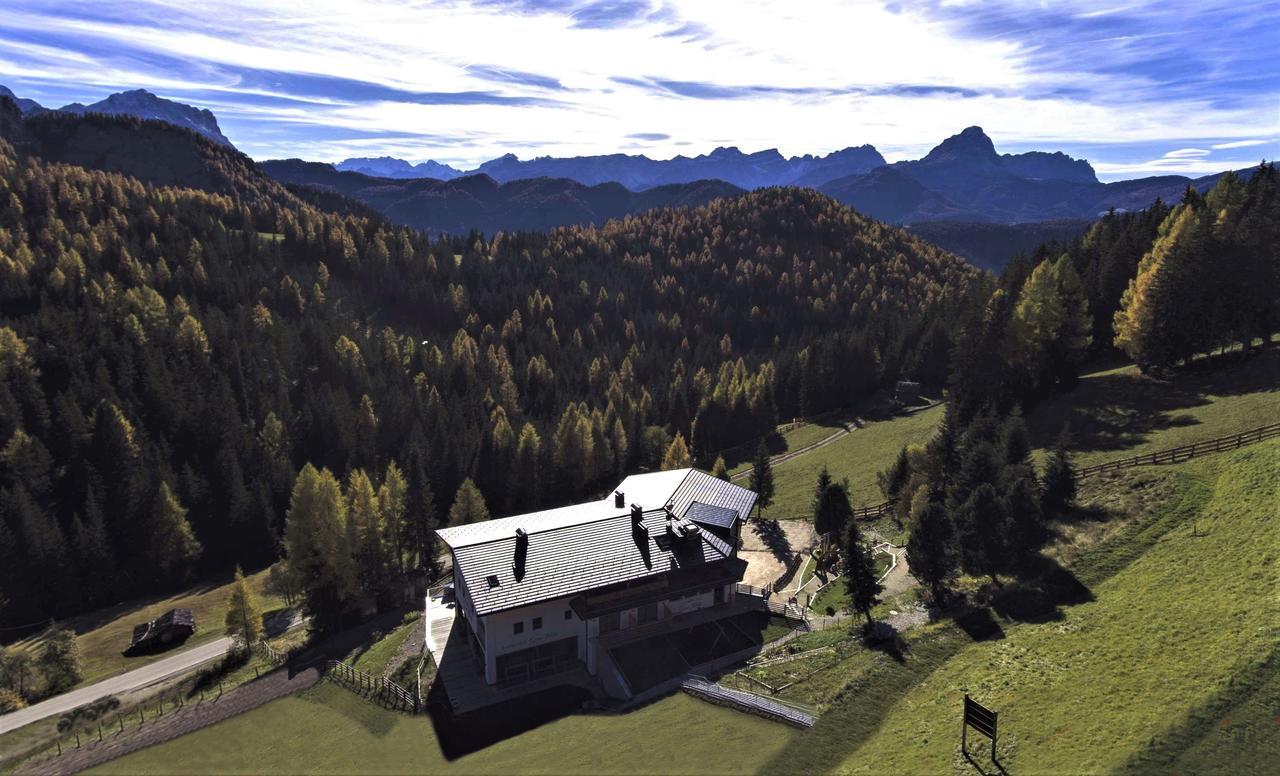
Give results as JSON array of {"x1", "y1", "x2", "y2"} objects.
[
  {"x1": 126, "y1": 608, "x2": 196, "y2": 653},
  {"x1": 434, "y1": 468, "x2": 759, "y2": 700}
]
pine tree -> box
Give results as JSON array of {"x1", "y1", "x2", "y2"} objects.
[
  {"x1": 811, "y1": 465, "x2": 832, "y2": 516},
  {"x1": 148, "y1": 482, "x2": 202, "y2": 583},
  {"x1": 842, "y1": 519, "x2": 883, "y2": 625},
  {"x1": 906, "y1": 501, "x2": 956, "y2": 603},
  {"x1": 1004, "y1": 474, "x2": 1045, "y2": 567},
  {"x1": 814, "y1": 477, "x2": 852, "y2": 549},
  {"x1": 955, "y1": 483, "x2": 1009, "y2": 584},
  {"x1": 224, "y1": 566, "x2": 263, "y2": 645},
  {"x1": 749, "y1": 441, "x2": 774, "y2": 517},
  {"x1": 1041, "y1": 427, "x2": 1078, "y2": 517},
  {"x1": 448, "y1": 478, "x2": 490, "y2": 526},
  {"x1": 661, "y1": 432, "x2": 692, "y2": 469},
  {"x1": 710, "y1": 455, "x2": 730, "y2": 481}
]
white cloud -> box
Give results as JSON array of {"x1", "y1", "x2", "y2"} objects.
[
  {"x1": 1210, "y1": 139, "x2": 1272, "y2": 150},
  {"x1": 0, "y1": 0, "x2": 1274, "y2": 175},
  {"x1": 1162, "y1": 148, "x2": 1210, "y2": 158}
]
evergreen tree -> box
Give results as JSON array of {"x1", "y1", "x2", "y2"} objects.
[
  {"x1": 0, "y1": 647, "x2": 33, "y2": 698},
  {"x1": 710, "y1": 455, "x2": 730, "y2": 481},
  {"x1": 1003, "y1": 474, "x2": 1045, "y2": 566},
  {"x1": 1041, "y1": 427, "x2": 1078, "y2": 517},
  {"x1": 346, "y1": 469, "x2": 389, "y2": 598},
  {"x1": 955, "y1": 483, "x2": 1009, "y2": 584},
  {"x1": 448, "y1": 478, "x2": 490, "y2": 526},
  {"x1": 149, "y1": 482, "x2": 202, "y2": 584},
  {"x1": 224, "y1": 566, "x2": 263, "y2": 645},
  {"x1": 906, "y1": 501, "x2": 956, "y2": 603},
  {"x1": 877, "y1": 447, "x2": 911, "y2": 503},
  {"x1": 811, "y1": 465, "x2": 832, "y2": 517},
  {"x1": 661, "y1": 432, "x2": 692, "y2": 469},
  {"x1": 842, "y1": 519, "x2": 883, "y2": 625},
  {"x1": 814, "y1": 476, "x2": 852, "y2": 549},
  {"x1": 749, "y1": 441, "x2": 774, "y2": 517}
]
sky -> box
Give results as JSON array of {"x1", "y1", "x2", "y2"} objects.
[{"x1": 0, "y1": 0, "x2": 1276, "y2": 181}]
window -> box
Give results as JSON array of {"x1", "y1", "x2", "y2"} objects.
[
  {"x1": 513, "y1": 621, "x2": 524, "y2": 635},
  {"x1": 564, "y1": 609, "x2": 573, "y2": 620},
  {"x1": 532, "y1": 617, "x2": 543, "y2": 630}
]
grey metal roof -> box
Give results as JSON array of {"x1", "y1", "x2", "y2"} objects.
[
  {"x1": 684, "y1": 502, "x2": 741, "y2": 530},
  {"x1": 669, "y1": 470, "x2": 757, "y2": 519},
  {"x1": 451, "y1": 507, "x2": 735, "y2": 616}
]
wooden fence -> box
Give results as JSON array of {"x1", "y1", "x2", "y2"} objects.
[
  {"x1": 1077, "y1": 422, "x2": 1280, "y2": 479},
  {"x1": 324, "y1": 659, "x2": 420, "y2": 713}
]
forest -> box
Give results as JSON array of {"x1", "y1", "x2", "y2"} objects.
[{"x1": 0, "y1": 110, "x2": 982, "y2": 627}]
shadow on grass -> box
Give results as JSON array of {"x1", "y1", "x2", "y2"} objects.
[
  {"x1": 427, "y1": 681, "x2": 591, "y2": 760},
  {"x1": 1027, "y1": 346, "x2": 1279, "y2": 456},
  {"x1": 1121, "y1": 643, "x2": 1280, "y2": 773}
]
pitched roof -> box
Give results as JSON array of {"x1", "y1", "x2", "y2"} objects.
[
  {"x1": 437, "y1": 469, "x2": 757, "y2": 616},
  {"x1": 684, "y1": 502, "x2": 742, "y2": 531}
]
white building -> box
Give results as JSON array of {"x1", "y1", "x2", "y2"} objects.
[{"x1": 435, "y1": 468, "x2": 757, "y2": 697}]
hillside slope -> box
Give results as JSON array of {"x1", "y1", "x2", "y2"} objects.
[{"x1": 259, "y1": 159, "x2": 746, "y2": 235}]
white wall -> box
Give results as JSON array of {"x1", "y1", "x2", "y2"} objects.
[
  {"x1": 667, "y1": 589, "x2": 715, "y2": 616},
  {"x1": 480, "y1": 595, "x2": 584, "y2": 683}
]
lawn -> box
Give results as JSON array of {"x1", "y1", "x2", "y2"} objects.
[
  {"x1": 8, "y1": 567, "x2": 285, "y2": 689},
  {"x1": 766, "y1": 404, "x2": 946, "y2": 517},
  {"x1": 344, "y1": 611, "x2": 421, "y2": 678},
  {"x1": 1026, "y1": 346, "x2": 1280, "y2": 468},
  {"x1": 725, "y1": 412, "x2": 854, "y2": 475},
  {"x1": 94, "y1": 682, "x2": 794, "y2": 775},
  {"x1": 769, "y1": 439, "x2": 1280, "y2": 774}
]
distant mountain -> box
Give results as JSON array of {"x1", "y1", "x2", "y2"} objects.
[
  {"x1": 0, "y1": 85, "x2": 43, "y2": 114},
  {"x1": 335, "y1": 156, "x2": 464, "y2": 180},
  {"x1": 471, "y1": 144, "x2": 886, "y2": 190},
  {"x1": 907, "y1": 219, "x2": 1094, "y2": 270},
  {"x1": 57, "y1": 88, "x2": 233, "y2": 147},
  {"x1": 0, "y1": 99, "x2": 282, "y2": 203},
  {"x1": 258, "y1": 159, "x2": 745, "y2": 235},
  {"x1": 820, "y1": 126, "x2": 1243, "y2": 224}
]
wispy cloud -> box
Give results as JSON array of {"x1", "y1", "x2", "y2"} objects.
[{"x1": 0, "y1": 0, "x2": 1272, "y2": 174}]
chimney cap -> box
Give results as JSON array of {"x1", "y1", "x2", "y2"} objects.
[{"x1": 515, "y1": 527, "x2": 527, "y2": 538}]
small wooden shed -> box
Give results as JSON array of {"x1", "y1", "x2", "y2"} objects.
[{"x1": 128, "y1": 608, "x2": 196, "y2": 652}]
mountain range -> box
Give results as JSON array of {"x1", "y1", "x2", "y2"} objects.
[
  {"x1": 0, "y1": 85, "x2": 232, "y2": 147},
  {"x1": 0, "y1": 83, "x2": 1251, "y2": 262},
  {"x1": 261, "y1": 159, "x2": 744, "y2": 235}
]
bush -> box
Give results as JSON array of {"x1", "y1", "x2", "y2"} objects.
[{"x1": 0, "y1": 687, "x2": 26, "y2": 713}]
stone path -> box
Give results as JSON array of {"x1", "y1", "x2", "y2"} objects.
[{"x1": 18, "y1": 665, "x2": 322, "y2": 775}]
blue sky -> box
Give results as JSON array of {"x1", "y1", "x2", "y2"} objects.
[{"x1": 0, "y1": 0, "x2": 1275, "y2": 180}]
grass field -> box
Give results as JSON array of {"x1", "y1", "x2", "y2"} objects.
[
  {"x1": 94, "y1": 681, "x2": 794, "y2": 775},
  {"x1": 344, "y1": 611, "x2": 421, "y2": 678},
  {"x1": 763, "y1": 439, "x2": 1280, "y2": 774},
  {"x1": 766, "y1": 404, "x2": 946, "y2": 517},
  {"x1": 7, "y1": 568, "x2": 284, "y2": 690},
  {"x1": 725, "y1": 412, "x2": 855, "y2": 475},
  {"x1": 1027, "y1": 347, "x2": 1279, "y2": 468}
]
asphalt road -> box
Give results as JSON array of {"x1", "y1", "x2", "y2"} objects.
[{"x1": 0, "y1": 636, "x2": 234, "y2": 735}]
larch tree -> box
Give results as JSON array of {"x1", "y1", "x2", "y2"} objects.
[
  {"x1": 448, "y1": 478, "x2": 490, "y2": 526},
  {"x1": 378, "y1": 461, "x2": 409, "y2": 575},
  {"x1": 149, "y1": 482, "x2": 202, "y2": 583},
  {"x1": 661, "y1": 431, "x2": 692, "y2": 469},
  {"x1": 710, "y1": 455, "x2": 730, "y2": 481},
  {"x1": 284, "y1": 464, "x2": 356, "y2": 629},
  {"x1": 224, "y1": 565, "x2": 263, "y2": 646}
]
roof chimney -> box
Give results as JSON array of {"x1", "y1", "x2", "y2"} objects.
[
  {"x1": 615, "y1": 491, "x2": 625, "y2": 509},
  {"x1": 512, "y1": 527, "x2": 528, "y2": 580},
  {"x1": 631, "y1": 503, "x2": 643, "y2": 522}
]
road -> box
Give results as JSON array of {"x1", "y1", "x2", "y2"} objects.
[{"x1": 0, "y1": 636, "x2": 234, "y2": 735}]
